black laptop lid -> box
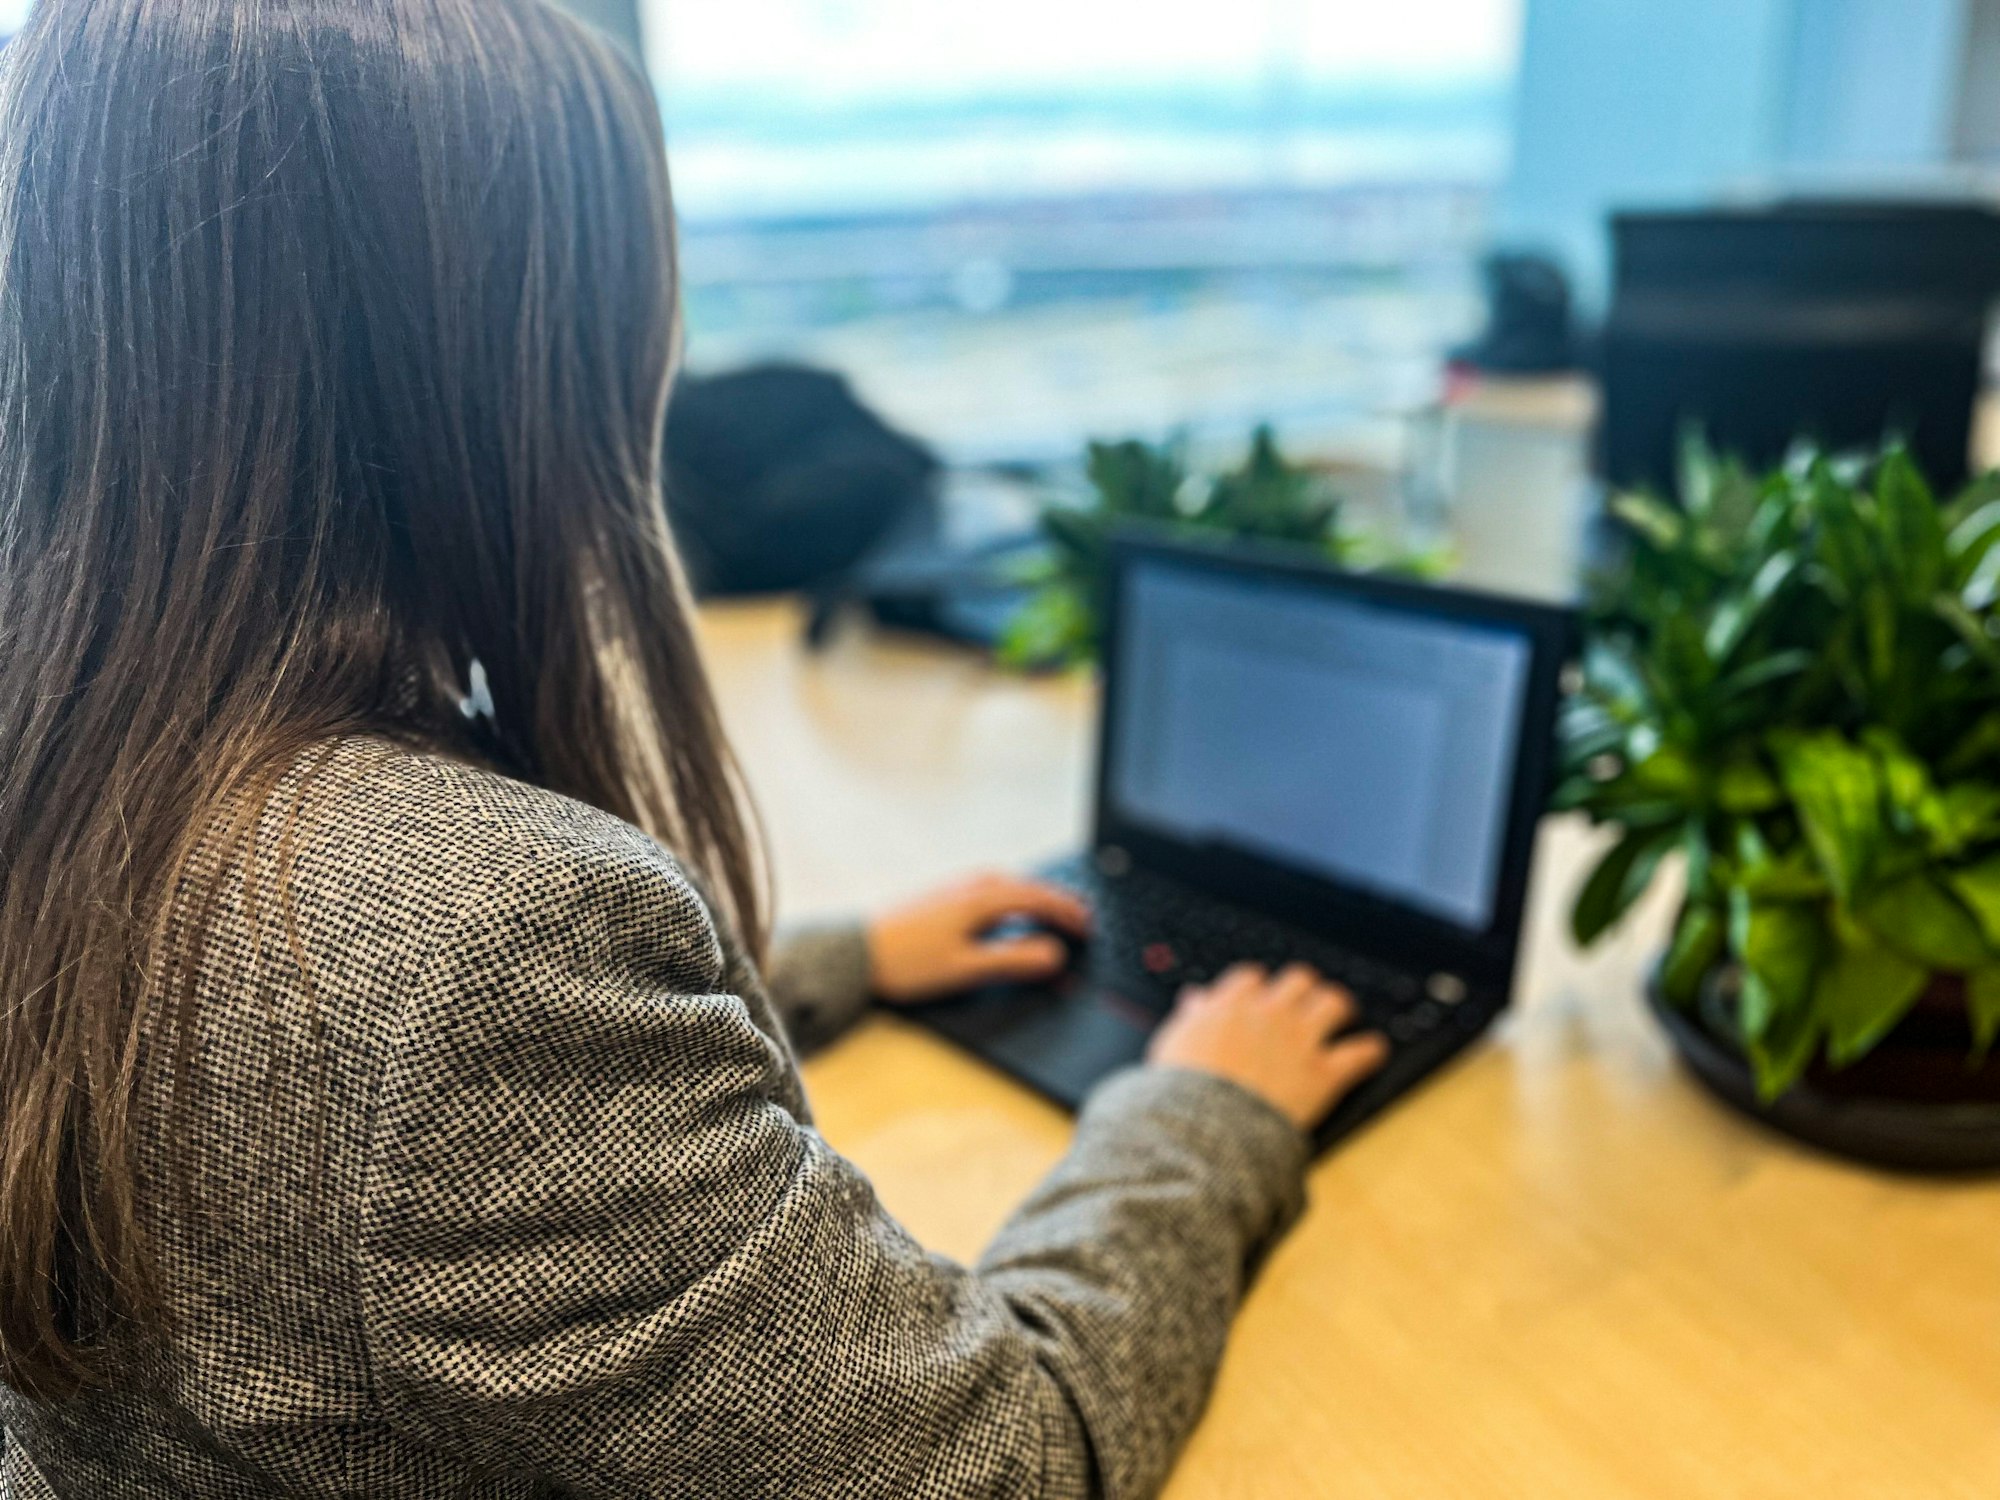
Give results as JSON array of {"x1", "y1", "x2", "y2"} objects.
[{"x1": 1094, "y1": 534, "x2": 1573, "y2": 988}]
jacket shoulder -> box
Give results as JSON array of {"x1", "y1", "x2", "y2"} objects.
[
  {"x1": 288, "y1": 737, "x2": 660, "y2": 881},
  {"x1": 202, "y1": 737, "x2": 726, "y2": 1035}
]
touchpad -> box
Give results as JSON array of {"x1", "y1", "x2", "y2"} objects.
[{"x1": 915, "y1": 983, "x2": 1154, "y2": 1111}]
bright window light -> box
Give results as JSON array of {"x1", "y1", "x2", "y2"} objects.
[{"x1": 650, "y1": 1, "x2": 1527, "y2": 464}]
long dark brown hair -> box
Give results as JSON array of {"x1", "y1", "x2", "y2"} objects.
[{"x1": 0, "y1": 0, "x2": 765, "y2": 1396}]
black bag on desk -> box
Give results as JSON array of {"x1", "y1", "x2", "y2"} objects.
[{"x1": 664, "y1": 363, "x2": 940, "y2": 596}]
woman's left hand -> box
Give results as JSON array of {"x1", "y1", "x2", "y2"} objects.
[{"x1": 866, "y1": 873, "x2": 1093, "y2": 1004}]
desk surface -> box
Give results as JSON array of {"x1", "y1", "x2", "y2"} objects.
[{"x1": 699, "y1": 598, "x2": 2000, "y2": 1500}]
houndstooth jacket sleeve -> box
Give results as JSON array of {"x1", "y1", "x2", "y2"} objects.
[
  {"x1": 760, "y1": 920, "x2": 878, "y2": 1055},
  {"x1": 0, "y1": 741, "x2": 1311, "y2": 1499},
  {"x1": 359, "y1": 768, "x2": 1312, "y2": 1500}
]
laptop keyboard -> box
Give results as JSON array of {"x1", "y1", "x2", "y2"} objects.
[{"x1": 1044, "y1": 855, "x2": 1472, "y2": 1046}]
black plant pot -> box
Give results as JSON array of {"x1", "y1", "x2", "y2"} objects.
[{"x1": 1646, "y1": 970, "x2": 2000, "y2": 1173}]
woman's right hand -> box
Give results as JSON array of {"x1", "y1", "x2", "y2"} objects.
[{"x1": 1147, "y1": 963, "x2": 1390, "y2": 1132}]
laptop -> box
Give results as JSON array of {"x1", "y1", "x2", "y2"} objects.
[{"x1": 911, "y1": 531, "x2": 1574, "y2": 1152}]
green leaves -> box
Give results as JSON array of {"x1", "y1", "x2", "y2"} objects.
[
  {"x1": 1864, "y1": 728, "x2": 1932, "y2": 824},
  {"x1": 1729, "y1": 890, "x2": 1823, "y2": 1026},
  {"x1": 996, "y1": 581, "x2": 1095, "y2": 669},
  {"x1": 1816, "y1": 915, "x2": 1929, "y2": 1066},
  {"x1": 1747, "y1": 1005, "x2": 1824, "y2": 1102},
  {"x1": 1856, "y1": 874, "x2": 1992, "y2": 974},
  {"x1": 1572, "y1": 826, "x2": 1675, "y2": 946},
  {"x1": 1010, "y1": 426, "x2": 1425, "y2": 667},
  {"x1": 1770, "y1": 731, "x2": 1880, "y2": 902},
  {"x1": 1947, "y1": 496, "x2": 2000, "y2": 600},
  {"x1": 1203, "y1": 426, "x2": 1342, "y2": 542},
  {"x1": 1924, "y1": 784, "x2": 2000, "y2": 859},
  {"x1": 1661, "y1": 903, "x2": 1725, "y2": 1006},
  {"x1": 1705, "y1": 549, "x2": 1799, "y2": 663},
  {"x1": 1610, "y1": 491, "x2": 1684, "y2": 552},
  {"x1": 1084, "y1": 437, "x2": 1187, "y2": 521},
  {"x1": 1947, "y1": 856, "x2": 2000, "y2": 947},
  {"x1": 1731, "y1": 829, "x2": 1827, "y2": 901},
  {"x1": 1970, "y1": 971, "x2": 2000, "y2": 1056},
  {"x1": 1857, "y1": 729, "x2": 2000, "y2": 857},
  {"x1": 1945, "y1": 713, "x2": 2000, "y2": 776},
  {"x1": 1876, "y1": 450, "x2": 1947, "y2": 602},
  {"x1": 1931, "y1": 593, "x2": 2000, "y2": 671},
  {"x1": 1729, "y1": 890, "x2": 1827, "y2": 1099},
  {"x1": 1715, "y1": 757, "x2": 1782, "y2": 814},
  {"x1": 1566, "y1": 441, "x2": 2000, "y2": 1090},
  {"x1": 1714, "y1": 649, "x2": 1812, "y2": 707}
]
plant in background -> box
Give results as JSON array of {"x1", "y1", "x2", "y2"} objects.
[
  {"x1": 1002, "y1": 426, "x2": 1426, "y2": 667},
  {"x1": 1561, "y1": 442, "x2": 2000, "y2": 1097}
]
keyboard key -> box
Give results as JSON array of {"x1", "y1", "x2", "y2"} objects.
[{"x1": 1053, "y1": 858, "x2": 1461, "y2": 1047}]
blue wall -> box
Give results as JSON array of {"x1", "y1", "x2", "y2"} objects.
[{"x1": 1501, "y1": 0, "x2": 1976, "y2": 302}]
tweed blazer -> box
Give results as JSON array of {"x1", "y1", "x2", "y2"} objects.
[{"x1": 0, "y1": 737, "x2": 1310, "y2": 1498}]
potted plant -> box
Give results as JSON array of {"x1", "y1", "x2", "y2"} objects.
[
  {"x1": 1562, "y1": 443, "x2": 2000, "y2": 1169},
  {"x1": 1000, "y1": 426, "x2": 1425, "y2": 667}
]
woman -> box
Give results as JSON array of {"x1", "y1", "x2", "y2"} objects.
[{"x1": 0, "y1": 2, "x2": 1387, "y2": 1495}]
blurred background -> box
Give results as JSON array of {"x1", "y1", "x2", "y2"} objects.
[
  {"x1": 647, "y1": 0, "x2": 1518, "y2": 467},
  {"x1": 13, "y1": 0, "x2": 2000, "y2": 621},
  {"x1": 624, "y1": 0, "x2": 2000, "y2": 458},
  {"x1": 590, "y1": 0, "x2": 2000, "y2": 625}
]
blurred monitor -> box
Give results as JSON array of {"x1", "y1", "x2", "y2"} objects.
[{"x1": 1600, "y1": 203, "x2": 2000, "y2": 495}]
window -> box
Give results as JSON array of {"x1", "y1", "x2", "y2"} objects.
[{"x1": 645, "y1": 0, "x2": 1525, "y2": 465}]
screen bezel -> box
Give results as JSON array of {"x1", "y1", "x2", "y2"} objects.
[{"x1": 1093, "y1": 529, "x2": 1576, "y2": 989}]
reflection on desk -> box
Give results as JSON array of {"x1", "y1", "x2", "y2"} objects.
[{"x1": 701, "y1": 597, "x2": 2000, "y2": 1500}]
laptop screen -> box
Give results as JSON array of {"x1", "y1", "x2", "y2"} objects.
[{"x1": 1107, "y1": 557, "x2": 1536, "y2": 932}]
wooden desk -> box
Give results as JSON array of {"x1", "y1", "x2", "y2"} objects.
[{"x1": 700, "y1": 599, "x2": 2000, "y2": 1500}]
